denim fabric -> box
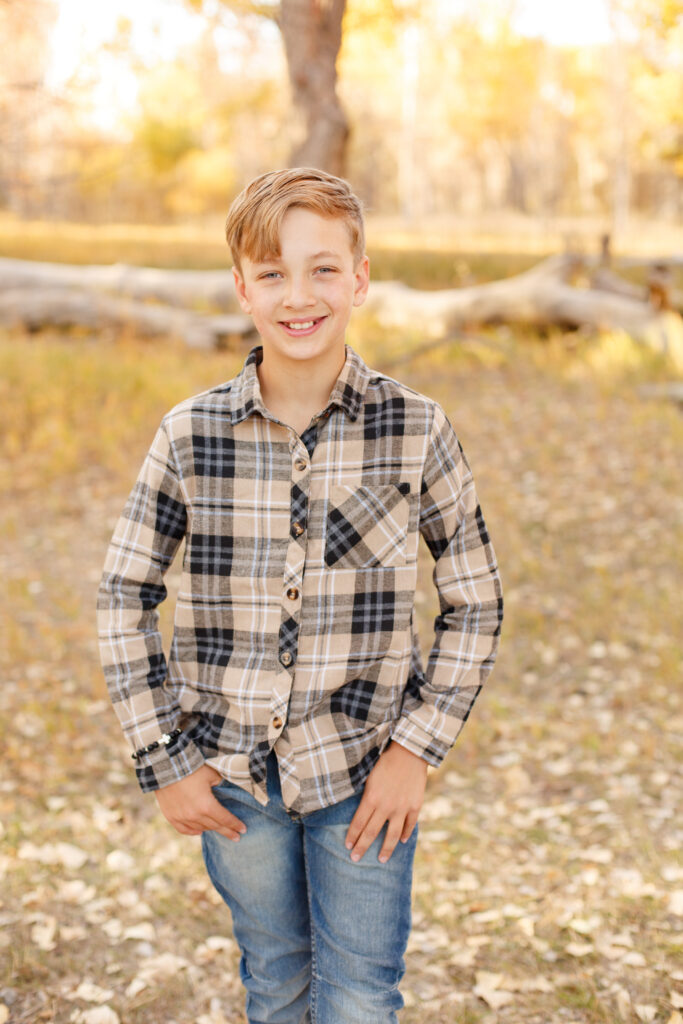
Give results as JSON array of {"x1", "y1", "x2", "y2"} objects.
[{"x1": 201, "y1": 754, "x2": 417, "y2": 1024}]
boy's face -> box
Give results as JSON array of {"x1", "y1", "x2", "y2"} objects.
[{"x1": 233, "y1": 207, "x2": 369, "y2": 369}]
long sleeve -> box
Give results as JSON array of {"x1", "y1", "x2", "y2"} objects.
[
  {"x1": 96, "y1": 421, "x2": 205, "y2": 790},
  {"x1": 391, "y1": 403, "x2": 503, "y2": 765}
]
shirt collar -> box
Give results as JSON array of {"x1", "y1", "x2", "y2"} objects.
[{"x1": 229, "y1": 345, "x2": 374, "y2": 425}]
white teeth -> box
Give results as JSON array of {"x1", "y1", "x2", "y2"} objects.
[{"x1": 285, "y1": 320, "x2": 316, "y2": 330}]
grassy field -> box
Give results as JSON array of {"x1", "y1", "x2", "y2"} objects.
[
  {"x1": 0, "y1": 244, "x2": 682, "y2": 1023},
  {"x1": 3, "y1": 214, "x2": 683, "y2": 291}
]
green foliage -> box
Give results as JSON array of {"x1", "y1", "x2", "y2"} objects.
[{"x1": 134, "y1": 117, "x2": 199, "y2": 176}]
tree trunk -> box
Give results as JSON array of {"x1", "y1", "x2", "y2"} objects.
[{"x1": 278, "y1": 0, "x2": 349, "y2": 175}]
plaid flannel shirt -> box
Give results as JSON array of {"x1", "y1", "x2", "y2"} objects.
[{"x1": 97, "y1": 345, "x2": 503, "y2": 814}]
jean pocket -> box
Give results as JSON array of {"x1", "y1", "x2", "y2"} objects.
[{"x1": 324, "y1": 483, "x2": 410, "y2": 569}]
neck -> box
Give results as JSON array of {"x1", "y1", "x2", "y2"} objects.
[{"x1": 257, "y1": 345, "x2": 346, "y2": 425}]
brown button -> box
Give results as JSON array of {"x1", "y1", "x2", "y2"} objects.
[
  {"x1": 280, "y1": 651, "x2": 292, "y2": 666},
  {"x1": 286, "y1": 587, "x2": 299, "y2": 601},
  {"x1": 292, "y1": 522, "x2": 304, "y2": 537},
  {"x1": 272, "y1": 716, "x2": 283, "y2": 730},
  {"x1": 295, "y1": 459, "x2": 307, "y2": 472}
]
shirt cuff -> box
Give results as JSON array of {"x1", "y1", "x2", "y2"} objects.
[
  {"x1": 132, "y1": 731, "x2": 206, "y2": 792},
  {"x1": 391, "y1": 712, "x2": 452, "y2": 768}
]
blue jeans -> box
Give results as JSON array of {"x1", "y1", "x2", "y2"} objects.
[{"x1": 201, "y1": 754, "x2": 417, "y2": 1024}]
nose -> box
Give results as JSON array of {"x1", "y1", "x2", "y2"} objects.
[{"x1": 283, "y1": 274, "x2": 316, "y2": 310}]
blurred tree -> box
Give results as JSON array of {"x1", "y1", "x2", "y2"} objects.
[
  {"x1": 186, "y1": 0, "x2": 350, "y2": 174},
  {"x1": 623, "y1": 0, "x2": 683, "y2": 215},
  {"x1": 0, "y1": 0, "x2": 58, "y2": 214},
  {"x1": 443, "y1": 16, "x2": 544, "y2": 213}
]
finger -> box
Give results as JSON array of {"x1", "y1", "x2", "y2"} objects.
[
  {"x1": 378, "y1": 819, "x2": 404, "y2": 864},
  {"x1": 209, "y1": 804, "x2": 247, "y2": 835},
  {"x1": 178, "y1": 816, "x2": 243, "y2": 841},
  {"x1": 213, "y1": 823, "x2": 245, "y2": 842},
  {"x1": 170, "y1": 821, "x2": 203, "y2": 836},
  {"x1": 170, "y1": 805, "x2": 245, "y2": 840},
  {"x1": 197, "y1": 807, "x2": 246, "y2": 841},
  {"x1": 400, "y1": 812, "x2": 419, "y2": 843},
  {"x1": 205, "y1": 790, "x2": 248, "y2": 831},
  {"x1": 349, "y1": 809, "x2": 385, "y2": 863},
  {"x1": 344, "y1": 799, "x2": 374, "y2": 851}
]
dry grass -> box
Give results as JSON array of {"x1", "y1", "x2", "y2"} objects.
[{"x1": 0, "y1": 321, "x2": 681, "y2": 1024}]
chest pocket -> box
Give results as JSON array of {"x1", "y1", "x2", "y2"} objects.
[{"x1": 325, "y1": 483, "x2": 411, "y2": 569}]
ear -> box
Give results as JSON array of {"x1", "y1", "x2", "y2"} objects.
[
  {"x1": 352, "y1": 255, "x2": 370, "y2": 308},
  {"x1": 233, "y1": 266, "x2": 252, "y2": 315}
]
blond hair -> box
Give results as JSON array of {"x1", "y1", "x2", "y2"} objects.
[{"x1": 225, "y1": 167, "x2": 365, "y2": 272}]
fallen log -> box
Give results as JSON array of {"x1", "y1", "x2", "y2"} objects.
[
  {"x1": 0, "y1": 258, "x2": 238, "y2": 309},
  {"x1": 1, "y1": 253, "x2": 681, "y2": 366},
  {"x1": 638, "y1": 381, "x2": 683, "y2": 405},
  {"x1": 0, "y1": 287, "x2": 255, "y2": 349},
  {"x1": 363, "y1": 254, "x2": 683, "y2": 365}
]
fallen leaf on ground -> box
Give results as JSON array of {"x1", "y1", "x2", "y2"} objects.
[
  {"x1": 615, "y1": 986, "x2": 631, "y2": 1019},
  {"x1": 611, "y1": 868, "x2": 660, "y2": 898},
  {"x1": 516, "y1": 916, "x2": 535, "y2": 937},
  {"x1": 31, "y1": 916, "x2": 57, "y2": 951},
  {"x1": 101, "y1": 919, "x2": 123, "y2": 940},
  {"x1": 195, "y1": 997, "x2": 232, "y2": 1024},
  {"x1": 19, "y1": 841, "x2": 88, "y2": 870},
  {"x1": 570, "y1": 846, "x2": 613, "y2": 863},
  {"x1": 620, "y1": 951, "x2": 647, "y2": 967},
  {"x1": 635, "y1": 1006, "x2": 656, "y2": 1022},
  {"x1": 57, "y1": 880, "x2": 97, "y2": 903},
  {"x1": 105, "y1": 850, "x2": 135, "y2": 873},
  {"x1": 503, "y1": 974, "x2": 554, "y2": 993},
  {"x1": 565, "y1": 941, "x2": 594, "y2": 957},
  {"x1": 668, "y1": 892, "x2": 683, "y2": 915},
  {"x1": 68, "y1": 982, "x2": 115, "y2": 1003},
  {"x1": 122, "y1": 923, "x2": 155, "y2": 941},
  {"x1": 449, "y1": 947, "x2": 478, "y2": 967},
  {"x1": 566, "y1": 914, "x2": 602, "y2": 934},
  {"x1": 71, "y1": 1008, "x2": 120, "y2": 1024},
  {"x1": 195, "y1": 935, "x2": 236, "y2": 964},
  {"x1": 473, "y1": 971, "x2": 515, "y2": 1009},
  {"x1": 124, "y1": 951, "x2": 190, "y2": 997}
]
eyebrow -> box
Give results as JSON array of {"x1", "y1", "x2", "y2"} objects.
[{"x1": 257, "y1": 250, "x2": 342, "y2": 265}]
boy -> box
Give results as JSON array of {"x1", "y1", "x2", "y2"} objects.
[{"x1": 97, "y1": 167, "x2": 503, "y2": 1024}]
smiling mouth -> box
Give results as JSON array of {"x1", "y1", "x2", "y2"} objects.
[{"x1": 280, "y1": 317, "x2": 326, "y2": 334}]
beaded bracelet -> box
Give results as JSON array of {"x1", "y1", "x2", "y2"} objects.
[{"x1": 131, "y1": 728, "x2": 183, "y2": 761}]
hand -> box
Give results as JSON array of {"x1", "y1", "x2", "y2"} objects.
[
  {"x1": 154, "y1": 763, "x2": 246, "y2": 842},
  {"x1": 344, "y1": 741, "x2": 428, "y2": 864}
]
